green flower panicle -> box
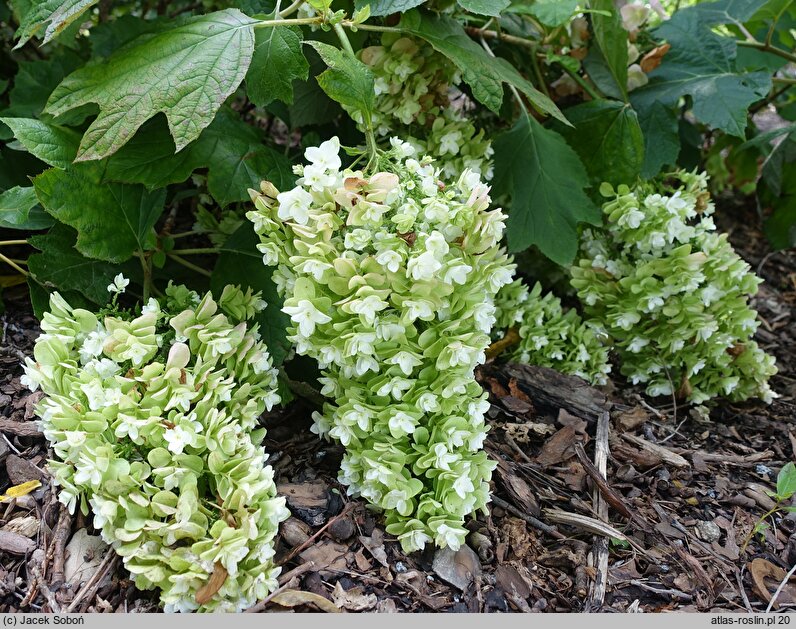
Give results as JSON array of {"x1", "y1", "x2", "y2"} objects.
[
  {"x1": 493, "y1": 279, "x2": 611, "y2": 385},
  {"x1": 22, "y1": 283, "x2": 288, "y2": 613},
  {"x1": 348, "y1": 33, "x2": 493, "y2": 181},
  {"x1": 570, "y1": 172, "x2": 777, "y2": 403},
  {"x1": 247, "y1": 137, "x2": 512, "y2": 553}
]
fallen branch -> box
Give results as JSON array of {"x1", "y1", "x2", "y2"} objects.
[{"x1": 586, "y1": 412, "x2": 610, "y2": 612}]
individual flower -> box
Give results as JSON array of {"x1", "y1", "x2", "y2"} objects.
[{"x1": 107, "y1": 273, "x2": 130, "y2": 295}]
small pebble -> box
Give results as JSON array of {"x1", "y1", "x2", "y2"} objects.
[
  {"x1": 756, "y1": 464, "x2": 773, "y2": 478},
  {"x1": 695, "y1": 520, "x2": 721, "y2": 543},
  {"x1": 394, "y1": 561, "x2": 407, "y2": 573},
  {"x1": 329, "y1": 516, "x2": 356, "y2": 541}
]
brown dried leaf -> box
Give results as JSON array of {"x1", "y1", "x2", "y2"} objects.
[
  {"x1": 640, "y1": 43, "x2": 671, "y2": 72},
  {"x1": 195, "y1": 562, "x2": 228, "y2": 605},
  {"x1": 331, "y1": 582, "x2": 377, "y2": 611},
  {"x1": 271, "y1": 589, "x2": 341, "y2": 613},
  {"x1": 749, "y1": 558, "x2": 796, "y2": 609},
  {"x1": 536, "y1": 425, "x2": 579, "y2": 467}
]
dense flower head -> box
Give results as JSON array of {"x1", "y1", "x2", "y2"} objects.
[
  {"x1": 494, "y1": 279, "x2": 611, "y2": 385},
  {"x1": 570, "y1": 172, "x2": 777, "y2": 403},
  {"x1": 22, "y1": 284, "x2": 287, "y2": 612},
  {"x1": 247, "y1": 137, "x2": 513, "y2": 553},
  {"x1": 349, "y1": 34, "x2": 493, "y2": 180}
]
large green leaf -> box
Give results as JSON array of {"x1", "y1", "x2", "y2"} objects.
[
  {"x1": 353, "y1": 0, "x2": 426, "y2": 16},
  {"x1": 33, "y1": 163, "x2": 166, "y2": 263},
  {"x1": 246, "y1": 26, "x2": 309, "y2": 106},
  {"x1": 28, "y1": 223, "x2": 122, "y2": 305},
  {"x1": 0, "y1": 186, "x2": 54, "y2": 230},
  {"x1": 588, "y1": 0, "x2": 628, "y2": 102},
  {"x1": 637, "y1": 100, "x2": 680, "y2": 178},
  {"x1": 457, "y1": 0, "x2": 510, "y2": 16},
  {"x1": 46, "y1": 10, "x2": 257, "y2": 161},
  {"x1": 306, "y1": 41, "x2": 375, "y2": 124},
  {"x1": 400, "y1": 11, "x2": 567, "y2": 123},
  {"x1": 690, "y1": 0, "x2": 762, "y2": 24},
  {"x1": 492, "y1": 112, "x2": 599, "y2": 264},
  {"x1": 1, "y1": 117, "x2": 80, "y2": 168},
  {"x1": 554, "y1": 100, "x2": 644, "y2": 187},
  {"x1": 14, "y1": 0, "x2": 98, "y2": 48},
  {"x1": 105, "y1": 109, "x2": 295, "y2": 206},
  {"x1": 211, "y1": 223, "x2": 290, "y2": 365},
  {"x1": 631, "y1": 9, "x2": 771, "y2": 138}
]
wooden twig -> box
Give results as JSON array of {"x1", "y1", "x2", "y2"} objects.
[
  {"x1": 587, "y1": 412, "x2": 610, "y2": 612},
  {"x1": 629, "y1": 579, "x2": 693, "y2": 601},
  {"x1": 48, "y1": 505, "x2": 72, "y2": 587},
  {"x1": 490, "y1": 495, "x2": 565, "y2": 540},
  {"x1": 66, "y1": 550, "x2": 117, "y2": 613},
  {"x1": 574, "y1": 442, "x2": 634, "y2": 521},
  {"x1": 621, "y1": 433, "x2": 689, "y2": 468},
  {"x1": 244, "y1": 562, "x2": 316, "y2": 613},
  {"x1": 281, "y1": 502, "x2": 355, "y2": 565}
]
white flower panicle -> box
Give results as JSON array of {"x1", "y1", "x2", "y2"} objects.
[
  {"x1": 571, "y1": 172, "x2": 777, "y2": 404},
  {"x1": 22, "y1": 284, "x2": 288, "y2": 612},
  {"x1": 247, "y1": 137, "x2": 513, "y2": 553},
  {"x1": 493, "y1": 279, "x2": 611, "y2": 385}
]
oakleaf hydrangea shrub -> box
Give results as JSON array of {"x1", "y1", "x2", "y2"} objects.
[
  {"x1": 570, "y1": 171, "x2": 777, "y2": 403},
  {"x1": 494, "y1": 279, "x2": 611, "y2": 385},
  {"x1": 247, "y1": 137, "x2": 513, "y2": 552},
  {"x1": 22, "y1": 281, "x2": 288, "y2": 612},
  {"x1": 350, "y1": 34, "x2": 494, "y2": 180}
]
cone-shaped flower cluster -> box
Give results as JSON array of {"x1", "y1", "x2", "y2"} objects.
[
  {"x1": 570, "y1": 172, "x2": 777, "y2": 403},
  {"x1": 350, "y1": 34, "x2": 493, "y2": 180},
  {"x1": 494, "y1": 279, "x2": 611, "y2": 385},
  {"x1": 247, "y1": 137, "x2": 513, "y2": 553},
  {"x1": 22, "y1": 283, "x2": 288, "y2": 612}
]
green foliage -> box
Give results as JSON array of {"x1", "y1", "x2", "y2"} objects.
[
  {"x1": 13, "y1": 0, "x2": 98, "y2": 48},
  {"x1": 492, "y1": 112, "x2": 599, "y2": 265},
  {"x1": 34, "y1": 163, "x2": 166, "y2": 263},
  {"x1": 456, "y1": 0, "x2": 510, "y2": 17},
  {"x1": 45, "y1": 10, "x2": 258, "y2": 160},
  {"x1": 307, "y1": 41, "x2": 375, "y2": 125},
  {"x1": 0, "y1": 186, "x2": 53, "y2": 230},
  {"x1": 589, "y1": 0, "x2": 628, "y2": 101},
  {"x1": 2, "y1": 117, "x2": 80, "y2": 168},
  {"x1": 775, "y1": 462, "x2": 796, "y2": 502},
  {"x1": 354, "y1": 0, "x2": 426, "y2": 16},
  {"x1": 246, "y1": 26, "x2": 309, "y2": 107},
  {"x1": 554, "y1": 100, "x2": 644, "y2": 187}
]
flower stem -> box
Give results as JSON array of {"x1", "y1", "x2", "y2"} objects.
[
  {"x1": 137, "y1": 251, "x2": 153, "y2": 302},
  {"x1": 341, "y1": 20, "x2": 402, "y2": 34},
  {"x1": 0, "y1": 253, "x2": 28, "y2": 276},
  {"x1": 279, "y1": 0, "x2": 304, "y2": 18},
  {"x1": 333, "y1": 22, "x2": 356, "y2": 57},
  {"x1": 737, "y1": 39, "x2": 796, "y2": 65},
  {"x1": 0, "y1": 240, "x2": 28, "y2": 247},
  {"x1": 167, "y1": 253, "x2": 212, "y2": 278},
  {"x1": 254, "y1": 16, "x2": 322, "y2": 29}
]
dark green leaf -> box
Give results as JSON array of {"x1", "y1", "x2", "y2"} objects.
[
  {"x1": 33, "y1": 163, "x2": 166, "y2": 262},
  {"x1": 353, "y1": 0, "x2": 426, "y2": 16},
  {"x1": 211, "y1": 222, "x2": 290, "y2": 365},
  {"x1": 14, "y1": 0, "x2": 98, "y2": 48},
  {"x1": 0, "y1": 186, "x2": 54, "y2": 230},
  {"x1": 456, "y1": 0, "x2": 510, "y2": 17},
  {"x1": 690, "y1": 0, "x2": 762, "y2": 24},
  {"x1": 589, "y1": 0, "x2": 628, "y2": 101},
  {"x1": 287, "y1": 52, "x2": 342, "y2": 128},
  {"x1": 1, "y1": 118, "x2": 80, "y2": 168},
  {"x1": 89, "y1": 14, "x2": 169, "y2": 58},
  {"x1": 555, "y1": 100, "x2": 644, "y2": 186},
  {"x1": 507, "y1": 0, "x2": 580, "y2": 27},
  {"x1": 636, "y1": 100, "x2": 680, "y2": 178},
  {"x1": 105, "y1": 109, "x2": 295, "y2": 206},
  {"x1": 247, "y1": 26, "x2": 309, "y2": 106},
  {"x1": 306, "y1": 41, "x2": 374, "y2": 123},
  {"x1": 400, "y1": 11, "x2": 567, "y2": 123},
  {"x1": 631, "y1": 11, "x2": 772, "y2": 137},
  {"x1": 492, "y1": 113, "x2": 599, "y2": 264},
  {"x1": 46, "y1": 10, "x2": 257, "y2": 160},
  {"x1": 28, "y1": 223, "x2": 122, "y2": 305},
  {"x1": 763, "y1": 195, "x2": 796, "y2": 250}
]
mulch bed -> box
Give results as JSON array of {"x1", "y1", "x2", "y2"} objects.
[{"x1": 0, "y1": 201, "x2": 794, "y2": 614}]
